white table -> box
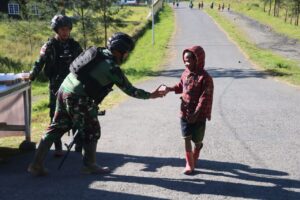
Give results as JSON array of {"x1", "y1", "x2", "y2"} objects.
[{"x1": 0, "y1": 81, "x2": 35, "y2": 150}]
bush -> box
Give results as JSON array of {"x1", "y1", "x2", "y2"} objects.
[
  {"x1": 246, "y1": 3, "x2": 260, "y2": 10},
  {"x1": 0, "y1": 55, "x2": 23, "y2": 73}
]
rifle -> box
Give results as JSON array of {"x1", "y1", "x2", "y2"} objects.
[
  {"x1": 57, "y1": 110, "x2": 106, "y2": 170},
  {"x1": 57, "y1": 130, "x2": 79, "y2": 170}
]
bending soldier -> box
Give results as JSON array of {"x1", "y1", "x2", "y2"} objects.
[
  {"x1": 28, "y1": 32, "x2": 165, "y2": 176},
  {"x1": 29, "y1": 15, "x2": 83, "y2": 156}
]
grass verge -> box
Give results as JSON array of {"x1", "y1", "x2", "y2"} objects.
[{"x1": 198, "y1": 0, "x2": 300, "y2": 41}]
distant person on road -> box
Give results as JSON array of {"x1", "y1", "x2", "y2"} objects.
[
  {"x1": 28, "y1": 32, "x2": 166, "y2": 176},
  {"x1": 200, "y1": 1, "x2": 204, "y2": 9},
  {"x1": 161, "y1": 46, "x2": 214, "y2": 175},
  {"x1": 189, "y1": 1, "x2": 193, "y2": 9},
  {"x1": 29, "y1": 14, "x2": 83, "y2": 157}
]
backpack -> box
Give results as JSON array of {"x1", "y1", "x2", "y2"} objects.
[
  {"x1": 69, "y1": 46, "x2": 106, "y2": 76},
  {"x1": 70, "y1": 46, "x2": 114, "y2": 104}
]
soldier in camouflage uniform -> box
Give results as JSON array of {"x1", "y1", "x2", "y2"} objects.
[
  {"x1": 28, "y1": 32, "x2": 165, "y2": 176},
  {"x1": 29, "y1": 15, "x2": 83, "y2": 156}
]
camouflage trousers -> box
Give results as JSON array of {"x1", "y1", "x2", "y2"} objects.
[
  {"x1": 49, "y1": 88, "x2": 57, "y2": 119},
  {"x1": 49, "y1": 81, "x2": 62, "y2": 119},
  {"x1": 48, "y1": 85, "x2": 62, "y2": 151},
  {"x1": 49, "y1": 77, "x2": 66, "y2": 118},
  {"x1": 42, "y1": 89, "x2": 101, "y2": 143}
]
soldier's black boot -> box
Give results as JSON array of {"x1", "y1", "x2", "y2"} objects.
[
  {"x1": 74, "y1": 137, "x2": 83, "y2": 153},
  {"x1": 73, "y1": 129, "x2": 83, "y2": 153},
  {"x1": 75, "y1": 143, "x2": 83, "y2": 153},
  {"x1": 81, "y1": 141, "x2": 110, "y2": 174},
  {"x1": 54, "y1": 139, "x2": 63, "y2": 157},
  {"x1": 28, "y1": 139, "x2": 52, "y2": 176}
]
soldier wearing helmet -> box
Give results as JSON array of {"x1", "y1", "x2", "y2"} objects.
[
  {"x1": 28, "y1": 32, "x2": 166, "y2": 176},
  {"x1": 29, "y1": 15, "x2": 83, "y2": 156}
]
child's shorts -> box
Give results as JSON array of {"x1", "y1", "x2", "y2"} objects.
[{"x1": 180, "y1": 118, "x2": 206, "y2": 144}]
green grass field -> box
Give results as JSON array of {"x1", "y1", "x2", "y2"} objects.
[
  {"x1": 0, "y1": 5, "x2": 175, "y2": 156},
  {"x1": 0, "y1": 6, "x2": 151, "y2": 73}
]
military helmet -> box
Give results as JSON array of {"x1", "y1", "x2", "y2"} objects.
[
  {"x1": 107, "y1": 32, "x2": 135, "y2": 54},
  {"x1": 51, "y1": 15, "x2": 72, "y2": 32}
]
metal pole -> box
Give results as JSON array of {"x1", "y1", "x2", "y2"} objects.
[
  {"x1": 152, "y1": 0, "x2": 155, "y2": 45},
  {"x1": 23, "y1": 83, "x2": 31, "y2": 142}
]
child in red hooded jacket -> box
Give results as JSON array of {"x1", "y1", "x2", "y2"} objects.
[{"x1": 163, "y1": 46, "x2": 214, "y2": 175}]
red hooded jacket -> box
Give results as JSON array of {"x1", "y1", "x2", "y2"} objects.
[{"x1": 171, "y1": 46, "x2": 214, "y2": 121}]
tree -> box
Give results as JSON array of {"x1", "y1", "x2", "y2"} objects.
[
  {"x1": 268, "y1": 0, "x2": 273, "y2": 15},
  {"x1": 70, "y1": 0, "x2": 129, "y2": 48},
  {"x1": 273, "y1": 0, "x2": 282, "y2": 17},
  {"x1": 260, "y1": 0, "x2": 299, "y2": 26},
  {"x1": 263, "y1": 0, "x2": 269, "y2": 12},
  {"x1": 71, "y1": 0, "x2": 98, "y2": 49},
  {"x1": 295, "y1": 0, "x2": 300, "y2": 26},
  {"x1": 38, "y1": 0, "x2": 64, "y2": 17},
  {"x1": 282, "y1": 0, "x2": 290, "y2": 22},
  {"x1": 96, "y1": 0, "x2": 121, "y2": 46}
]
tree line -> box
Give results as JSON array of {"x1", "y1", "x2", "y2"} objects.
[
  {"x1": 262, "y1": 0, "x2": 300, "y2": 25},
  {"x1": 5, "y1": 0, "x2": 134, "y2": 50}
]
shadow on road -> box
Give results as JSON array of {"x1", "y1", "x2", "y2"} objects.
[
  {"x1": 125, "y1": 67, "x2": 273, "y2": 80},
  {"x1": 175, "y1": 67, "x2": 270, "y2": 79},
  {"x1": 99, "y1": 152, "x2": 300, "y2": 199},
  {"x1": 1, "y1": 150, "x2": 298, "y2": 199},
  {"x1": 208, "y1": 67, "x2": 269, "y2": 79}
]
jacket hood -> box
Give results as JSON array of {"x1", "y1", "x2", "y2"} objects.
[{"x1": 182, "y1": 46, "x2": 205, "y2": 73}]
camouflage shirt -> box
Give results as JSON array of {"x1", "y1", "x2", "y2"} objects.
[{"x1": 61, "y1": 49, "x2": 151, "y2": 101}]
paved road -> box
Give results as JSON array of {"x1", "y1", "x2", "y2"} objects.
[
  {"x1": 1, "y1": 3, "x2": 300, "y2": 200},
  {"x1": 222, "y1": 10, "x2": 300, "y2": 62}
]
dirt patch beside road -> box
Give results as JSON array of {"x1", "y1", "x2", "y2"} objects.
[{"x1": 221, "y1": 11, "x2": 300, "y2": 63}]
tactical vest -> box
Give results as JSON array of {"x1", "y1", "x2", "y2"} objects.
[
  {"x1": 70, "y1": 46, "x2": 114, "y2": 104},
  {"x1": 44, "y1": 38, "x2": 79, "y2": 83}
]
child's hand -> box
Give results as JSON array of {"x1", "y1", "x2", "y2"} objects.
[
  {"x1": 150, "y1": 84, "x2": 168, "y2": 98},
  {"x1": 157, "y1": 84, "x2": 171, "y2": 96}
]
